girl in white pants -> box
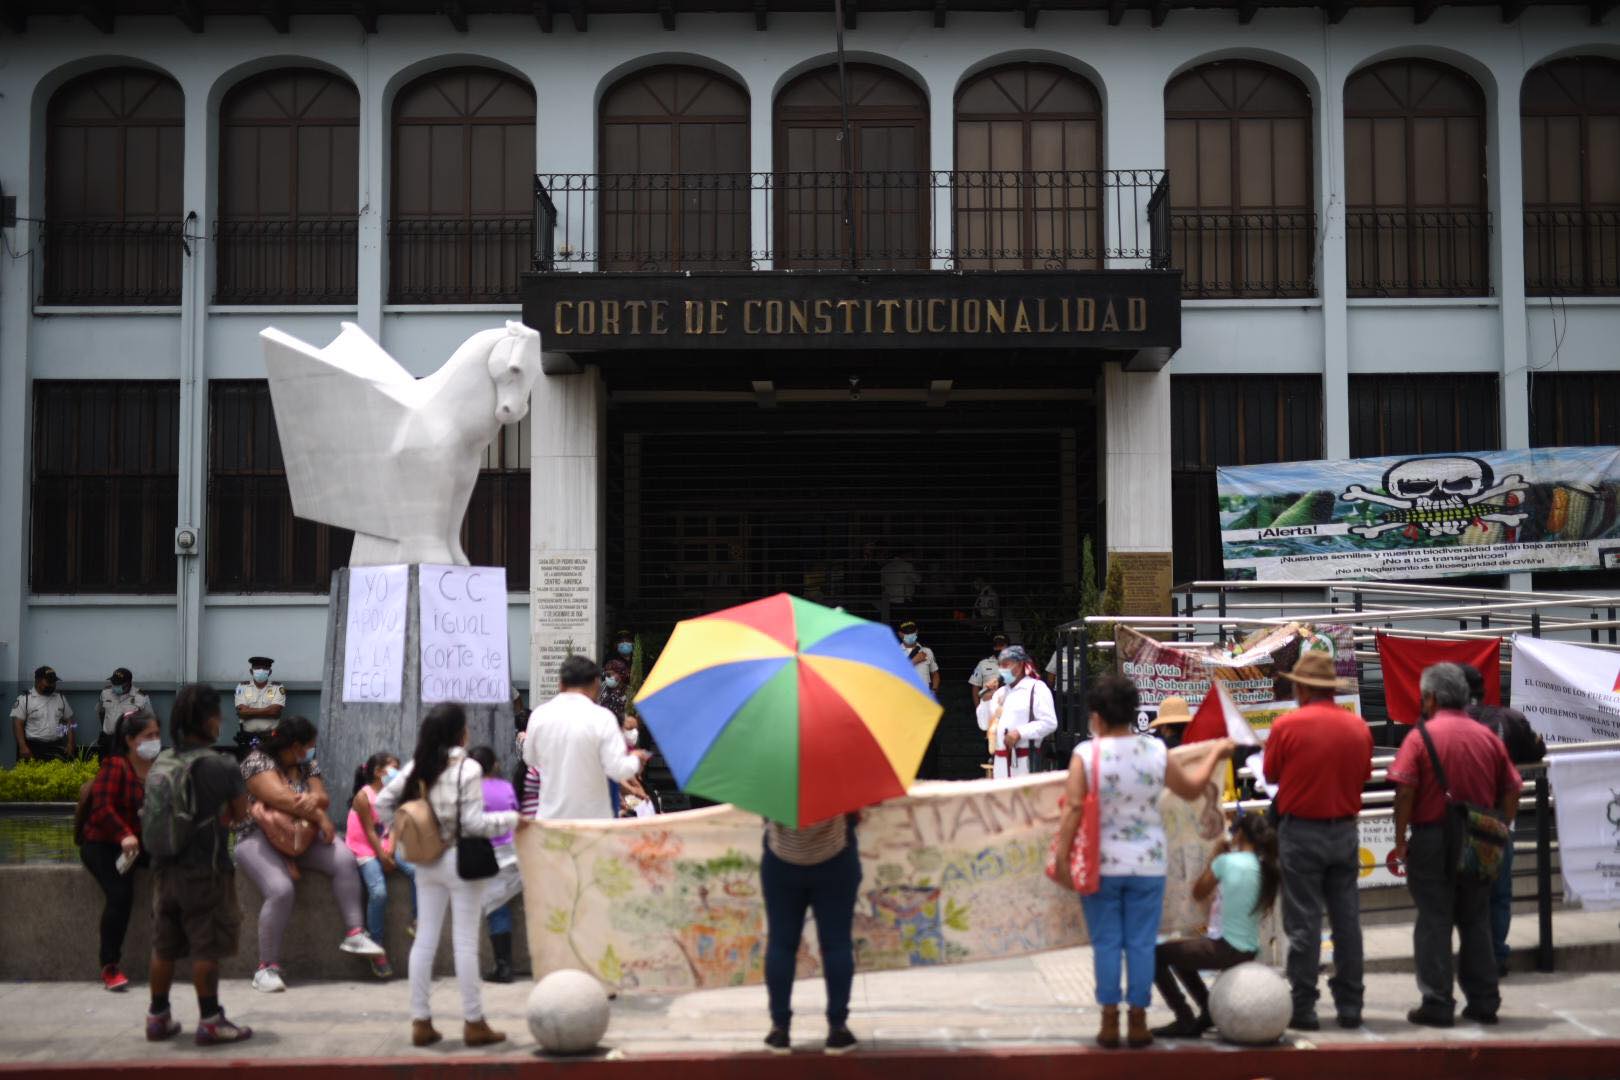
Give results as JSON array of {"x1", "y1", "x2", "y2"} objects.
[{"x1": 375, "y1": 704, "x2": 520, "y2": 1048}]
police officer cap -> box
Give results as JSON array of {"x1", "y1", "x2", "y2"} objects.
[
  {"x1": 108, "y1": 667, "x2": 132, "y2": 683},
  {"x1": 249, "y1": 656, "x2": 275, "y2": 668},
  {"x1": 899, "y1": 620, "x2": 919, "y2": 633},
  {"x1": 34, "y1": 665, "x2": 56, "y2": 682}
]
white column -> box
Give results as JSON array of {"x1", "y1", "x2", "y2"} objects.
[
  {"x1": 356, "y1": 49, "x2": 386, "y2": 336},
  {"x1": 928, "y1": 72, "x2": 954, "y2": 269},
  {"x1": 529, "y1": 364, "x2": 607, "y2": 685},
  {"x1": 0, "y1": 86, "x2": 31, "y2": 693},
  {"x1": 1319, "y1": 38, "x2": 1351, "y2": 460},
  {"x1": 1102, "y1": 362, "x2": 1173, "y2": 553},
  {"x1": 174, "y1": 84, "x2": 212, "y2": 684},
  {"x1": 1490, "y1": 59, "x2": 1532, "y2": 593},
  {"x1": 750, "y1": 87, "x2": 774, "y2": 268}
]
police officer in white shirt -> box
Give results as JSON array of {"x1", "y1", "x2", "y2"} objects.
[
  {"x1": 233, "y1": 655, "x2": 286, "y2": 750},
  {"x1": 11, "y1": 665, "x2": 76, "y2": 761},
  {"x1": 968, "y1": 634, "x2": 1009, "y2": 709},
  {"x1": 976, "y1": 646, "x2": 1057, "y2": 780},
  {"x1": 97, "y1": 667, "x2": 154, "y2": 758},
  {"x1": 523, "y1": 655, "x2": 650, "y2": 820},
  {"x1": 898, "y1": 621, "x2": 940, "y2": 695}
]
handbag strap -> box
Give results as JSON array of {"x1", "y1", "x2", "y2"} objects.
[
  {"x1": 1414, "y1": 718, "x2": 1456, "y2": 803},
  {"x1": 453, "y1": 757, "x2": 466, "y2": 842},
  {"x1": 1089, "y1": 735, "x2": 1101, "y2": 791}
]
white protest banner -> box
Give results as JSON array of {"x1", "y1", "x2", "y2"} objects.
[
  {"x1": 419, "y1": 564, "x2": 510, "y2": 704},
  {"x1": 1510, "y1": 636, "x2": 1620, "y2": 745},
  {"x1": 342, "y1": 564, "x2": 409, "y2": 703},
  {"x1": 1547, "y1": 750, "x2": 1620, "y2": 910}
]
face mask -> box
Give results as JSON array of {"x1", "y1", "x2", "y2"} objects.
[
  {"x1": 604, "y1": 676, "x2": 620, "y2": 690},
  {"x1": 999, "y1": 667, "x2": 1018, "y2": 684},
  {"x1": 902, "y1": 634, "x2": 918, "y2": 646},
  {"x1": 42, "y1": 681, "x2": 58, "y2": 694},
  {"x1": 135, "y1": 738, "x2": 161, "y2": 761},
  {"x1": 626, "y1": 726, "x2": 640, "y2": 747},
  {"x1": 383, "y1": 767, "x2": 400, "y2": 785},
  {"x1": 617, "y1": 642, "x2": 634, "y2": 658},
  {"x1": 115, "y1": 681, "x2": 131, "y2": 694},
  {"x1": 252, "y1": 669, "x2": 270, "y2": 684},
  {"x1": 301, "y1": 746, "x2": 316, "y2": 764}
]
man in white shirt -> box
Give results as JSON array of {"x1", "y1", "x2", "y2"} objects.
[
  {"x1": 879, "y1": 552, "x2": 920, "y2": 624},
  {"x1": 98, "y1": 667, "x2": 154, "y2": 758},
  {"x1": 976, "y1": 646, "x2": 1057, "y2": 779},
  {"x1": 968, "y1": 634, "x2": 1008, "y2": 709},
  {"x1": 523, "y1": 656, "x2": 649, "y2": 821}
]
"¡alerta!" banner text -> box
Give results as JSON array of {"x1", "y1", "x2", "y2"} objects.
[{"x1": 1217, "y1": 446, "x2": 1620, "y2": 581}]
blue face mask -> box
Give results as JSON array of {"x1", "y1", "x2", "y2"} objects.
[
  {"x1": 252, "y1": 668, "x2": 270, "y2": 684},
  {"x1": 604, "y1": 676, "x2": 620, "y2": 690},
  {"x1": 902, "y1": 633, "x2": 918, "y2": 646},
  {"x1": 617, "y1": 642, "x2": 634, "y2": 658},
  {"x1": 301, "y1": 746, "x2": 316, "y2": 764},
  {"x1": 383, "y1": 767, "x2": 400, "y2": 785},
  {"x1": 999, "y1": 667, "x2": 1018, "y2": 684}
]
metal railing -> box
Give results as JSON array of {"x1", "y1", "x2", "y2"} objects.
[
  {"x1": 532, "y1": 169, "x2": 1169, "y2": 272},
  {"x1": 1171, "y1": 210, "x2": 1316, "y2": 298},
  {"x1": 213, "y1": 218, "x2": 358, "y2": 305},
  {"x1": 40, "y1": 219, "x2": 183, "y2": 305},
  {"x1": 1347, "y1": 208, "x2": 1492, "y2": 297},
  {"x1": 388, "y1": 216, "x2": 531, "y2": 303},
  {"x1": 1524, "y1": 207, "x2": 1620, "y2": 296}
]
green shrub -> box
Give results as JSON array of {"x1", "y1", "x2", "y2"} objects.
[{"x1": 0, "y1": 758, "x2": 101, "y2": 802}]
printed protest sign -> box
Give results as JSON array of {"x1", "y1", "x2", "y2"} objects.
[
  {"x1": 1547, "y1": 749, "x2": 1620, "y2": 911},
  {"x1": 342, "y1": 564, "x2": 408, "y2": 703},
  {"x1": 1217, "y1": 446, "x2": 1620, "y2": 581},
  {"x1": 1510, "y1": 636, "x2": 1620, "y2": 744},
  {"x1": 419, "y1": 564, "x2": 510, "y2": 704}
]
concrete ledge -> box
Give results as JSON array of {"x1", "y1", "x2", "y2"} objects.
[{"x1": 0, "y1": 864, "x2": 529, "y2": 982}]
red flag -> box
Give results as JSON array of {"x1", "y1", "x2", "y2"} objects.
[
  {"x1": 1184, "y1": 681, "x2": 1259, "y2": 746},
  {"x1": 1375, "y1": 633, "x2": 1500, "y2": 724}
]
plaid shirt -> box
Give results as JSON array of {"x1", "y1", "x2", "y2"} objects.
[{"x1": 83, "y1": 755, "x2": 144, "y2": 845}]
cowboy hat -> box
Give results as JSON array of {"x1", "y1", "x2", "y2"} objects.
[
  {"x1": 1283, "y1": 650, "x2": 1342, "y2": 691},
  {"x1": 1148, "y1": 696, "x2": 1192, "y2": 729}
]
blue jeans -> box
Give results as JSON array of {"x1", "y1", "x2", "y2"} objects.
[
  {"x1": 488, "y1": 903, "x2": 512, "y2": 936},
  {"x1": 760, "y1": 840, "x2": 862, "y2": 1029},
  {"x1": 1491, "y1": 838, "x2": 1514, "y2": 969},
  {"x1": 357, "y1": 856, "x2": 417, "y2": 942},
  {"x1": 1080, "y1": 875, "x2": 1167, "y2": 1008}
]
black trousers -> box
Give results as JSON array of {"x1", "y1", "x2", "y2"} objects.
[
  {"x1": 1278, "y1": 817, "x2": 1363, "y2": 1017},
  {"x1": 1154, "y1": 936, "x2": 1255, "y2": 1021},
  {"x1": 1407, "y1": 824, "x2": 1499, "y2": 1016},
  {"x1": 81, "y1": 840, "x2": 136, "y2": 968}
]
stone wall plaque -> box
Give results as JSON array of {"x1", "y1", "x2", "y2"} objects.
[
  {"x1": 1109, "y1": 550, "x2": 1174, "y2": 617},
  {"x1": 532, "y1": 551, "x2": 597, "y2": 686}
]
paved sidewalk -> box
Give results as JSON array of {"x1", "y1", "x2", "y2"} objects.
[{"x1": 4, "y1": 910, "x2": 1617, "y2": 1064}]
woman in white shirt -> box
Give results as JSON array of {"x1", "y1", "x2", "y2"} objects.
[
  {"x1": 375, "y1": 704, "x2": 521, "y2": 1048},
  {"x1": 1052, "y1": 674, "x2": 1233, "y2": 1050}
]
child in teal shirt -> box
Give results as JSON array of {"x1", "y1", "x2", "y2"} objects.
[{"x1": 1152, "y1": 813, "x2": 1280, "y2": 1038}]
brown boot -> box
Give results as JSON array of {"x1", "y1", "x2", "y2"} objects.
[
  {"x1": 411, "y1": 1020, "x2": 442, "y2": 1047},
  {"x1": 464, "y1": 1018, "x2": 507, "y2": 1047},
  {"x1": 1126, "y1": 1007, "x2": 1153, "y2": 1048},
  {"x1": 1096, "y1": 1005, "x2": 1121, "y2": 1048}
]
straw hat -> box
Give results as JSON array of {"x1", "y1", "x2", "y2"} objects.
[
  {"x1": 1283, "y1": 650, "x2": 1341, "y2": 690},
  {"x1": 1148, "y1": 695, "x2": 1192, "y2": 729}
]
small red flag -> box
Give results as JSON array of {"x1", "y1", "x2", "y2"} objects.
[
  {"x1": 1184, "y1": 681, "x2": 1259, "y2": 746},
  {"x1": 1375, "y1": 633, "x2": 1500, "y2": 724}
]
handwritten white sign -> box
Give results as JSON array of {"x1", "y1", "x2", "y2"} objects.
[
  {"x1": 419, "y1": 564, "x2": 510, "y2": 704},
  {"x1": 342, "y1": 564, "x2": 408, "y2": 703}
]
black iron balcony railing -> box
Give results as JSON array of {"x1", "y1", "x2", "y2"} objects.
[
  {"x1": 1525, "y1": 207, "x2": 1620, "y2": 296},
  {"x1": 1347, "y1": 208, "x2": 1492, "y2": 298},
  {"x1": 40, "y1": 219, "x2": 183, "y2": 306},
  {"x1": 1171, "y1": 210, "x2": 1316, "y2": 299},
  {"x1": 214, "y1": 219, "x2": 359, "y2": 305},
  {"x1": 533, "y1": 170, "x2": 1170, "y2": 272},
  {"x1": 389, "y1": 216, "x2": 531, "y2": 303}
]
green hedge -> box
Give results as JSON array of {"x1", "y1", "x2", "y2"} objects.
[{"x1": 0, "y1": 758, "x2": 101, "y2": 802}]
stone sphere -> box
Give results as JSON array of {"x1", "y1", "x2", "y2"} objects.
[
  {"x1": 1208, "y1": 962, "x2": 1291, "y2": 1046},
  {"x1": 526, "y1": 969, "x2": 611, "y2": 1054}
]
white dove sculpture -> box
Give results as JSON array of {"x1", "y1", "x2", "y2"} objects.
[{"x1": 260, "y1": 320, "x2": 542, "y2": 567}]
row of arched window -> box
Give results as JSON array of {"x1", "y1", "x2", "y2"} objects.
[{"x1": 38, "y1": 55, "x2": 1620, "y2": 305}]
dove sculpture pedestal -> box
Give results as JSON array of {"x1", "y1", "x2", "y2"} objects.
[{"x1": 318, "y1": 566, "x2": 517, "y2": 803}]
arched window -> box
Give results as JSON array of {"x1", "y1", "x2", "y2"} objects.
[
  {"x1": 954, "y1": 62, "x2": 1102, "y2": 270},
  {"x1": 1165, "y1": 61, "x2": 1314, "y2": 297},
  {"x1": 774, "y1": 64, "x2": 928, "y2": 268},
  {"x1": 45, "y1": 67, "x2": 184, "y2": 304},
  {"x1": 1344, "y1": 59, "x2": 1488, "y2": 296},
  {"x1": 598, "y1": 66, "x2": 750, "y2": 270},
  {"x1": 217, "y1": 69, "x2": 359, "y2": 304},
  {"x1": 391, "y1": 67, "x2": 535, "y2": 302},
  {"x1": 1523, "y1": 56, "x2": 1620, "y2": 295}
]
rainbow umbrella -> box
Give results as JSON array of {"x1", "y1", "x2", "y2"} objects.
[{"x1": 633, "y1": 594, "x2": 942, "y2": 827}]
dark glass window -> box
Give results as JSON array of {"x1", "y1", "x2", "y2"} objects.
[
  {"x1": 44, "y1": 67, "x2": 184, "y2": 305},
  {"x1": 775, "y1": 64, "x2": 929, "y2": 269},
  {"x1": 1348, "y1": 373, "x2": 1501, "y2": 458},
  {"x1": 1344, "y1": 59, "x2": 1489, "y2": 297},
  {"x1": 390, "y1": 68, "x2": 536, "y2": 303},
  {"x1": 208, "y1": 381, "x2": 351, "y2": 592},
  {"x1": 1522, "y1": 57, "x2": 1620, "y2": 296},
  {"x1": 1171, "y1": 375, "x2": 1323, "y2": 582},
  {"x1": 216, "y1": 69, "x2": 359, "y2": 304},
  {"x1": 1165, "y1": 61, "x2": 1314, "y2": 298},
  {"x1": 954, "y1": 62, "x2": 1102, "y2": 270},
  {"x1": 31, "y1": 382, "x2": 179, "y2": 593},
  {"x1": 462, "y1": 417, "x2": 530, "y2": 589},
  {"x1": 598, "y1": 66, "x2": 750, "y2": 270}
]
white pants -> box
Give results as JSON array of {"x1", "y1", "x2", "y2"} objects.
[{"x1": 410, "y1": 853, "x2": 486, "y2": 1023}]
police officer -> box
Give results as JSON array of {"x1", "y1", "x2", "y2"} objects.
[
  {"x1": 968, "y1": 634, "x2": 1009, "y2": 710},
  {"x1": 233, "y1": 655, "x2": 286, "y2": 751},
  {"x1": 611, "y1": 629, "x2": 636, "y2": 664},
  {"x1": 97, "y1": 667, "x2": 155, "y2": 758},
  {"x1": 11, "y1": 665, "x2": 76, "y2": 761}
]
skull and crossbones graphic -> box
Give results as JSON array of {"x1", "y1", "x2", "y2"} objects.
[{"x1": 1341, "y1": 456, "x2": 1529, "y2": 540}]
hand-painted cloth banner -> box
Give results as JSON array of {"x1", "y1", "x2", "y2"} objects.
[
  {"x1": 1510, "y1": 636, "x2": 1620, "y2": 744},
  {"x1": 1376, "y1": 634, "x2": 1501, "y2": 724},
  {"x1": 1217, "y1": 446, "x2": 1620, "y2": 581},
  {"x1": 516, "y1": 770, "x2": 1241, "y2": 993},
  {"x1": 1546, "y1": 750, "x2": 1620, "y2": 911}
]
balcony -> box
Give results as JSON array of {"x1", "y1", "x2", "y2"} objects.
[
  {"x1": 388, "y1": 216, "x2": 532, "y2": 304},
  {"x1": 533, "y1": 169, "x2": 1169, "y2": 273},
  {"x1": 1525, "y1": 208, "x2": 1620, "y2": 297},
  {"x1": 214, "y1": 219, "x2": 359, "y2": 305},
  {"x1": 40, "y1": 220, "x2": 183, "y2": 306},
  {"x1": 1347, "y1": 208, "x2": 1492, "y2": 298},
  {"x1": 1171, "y1": 211, "x2": 1316, "y2": 299}
]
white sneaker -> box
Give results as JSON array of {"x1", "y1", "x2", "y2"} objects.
[
  {"x1": 252, "y1": 965, "x2": 286, "y2": 993},
  {"x1": 339, "y1": 930, "x2": 386, "y2": 957}
]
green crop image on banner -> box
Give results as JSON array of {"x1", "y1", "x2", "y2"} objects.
[{"x1": 1217, "y1": 446, "x2": 1620, "y2": 581}]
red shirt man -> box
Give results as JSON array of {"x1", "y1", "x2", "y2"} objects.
[
  {"x1": 1389, "y1": 710, "x2": 1521, "y2": 827},
  {"x1": 1264, "y1": 698, "x2": 1373, "y2": 819}
]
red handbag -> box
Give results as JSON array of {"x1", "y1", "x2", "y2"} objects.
[{"x1": 1045, "y1": 736, "x2": 1102, "y2": 895}]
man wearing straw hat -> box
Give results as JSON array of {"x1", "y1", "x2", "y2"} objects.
[{"x1": 1262, "y1": 650, "x2": 1372, "y2": 1032}]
